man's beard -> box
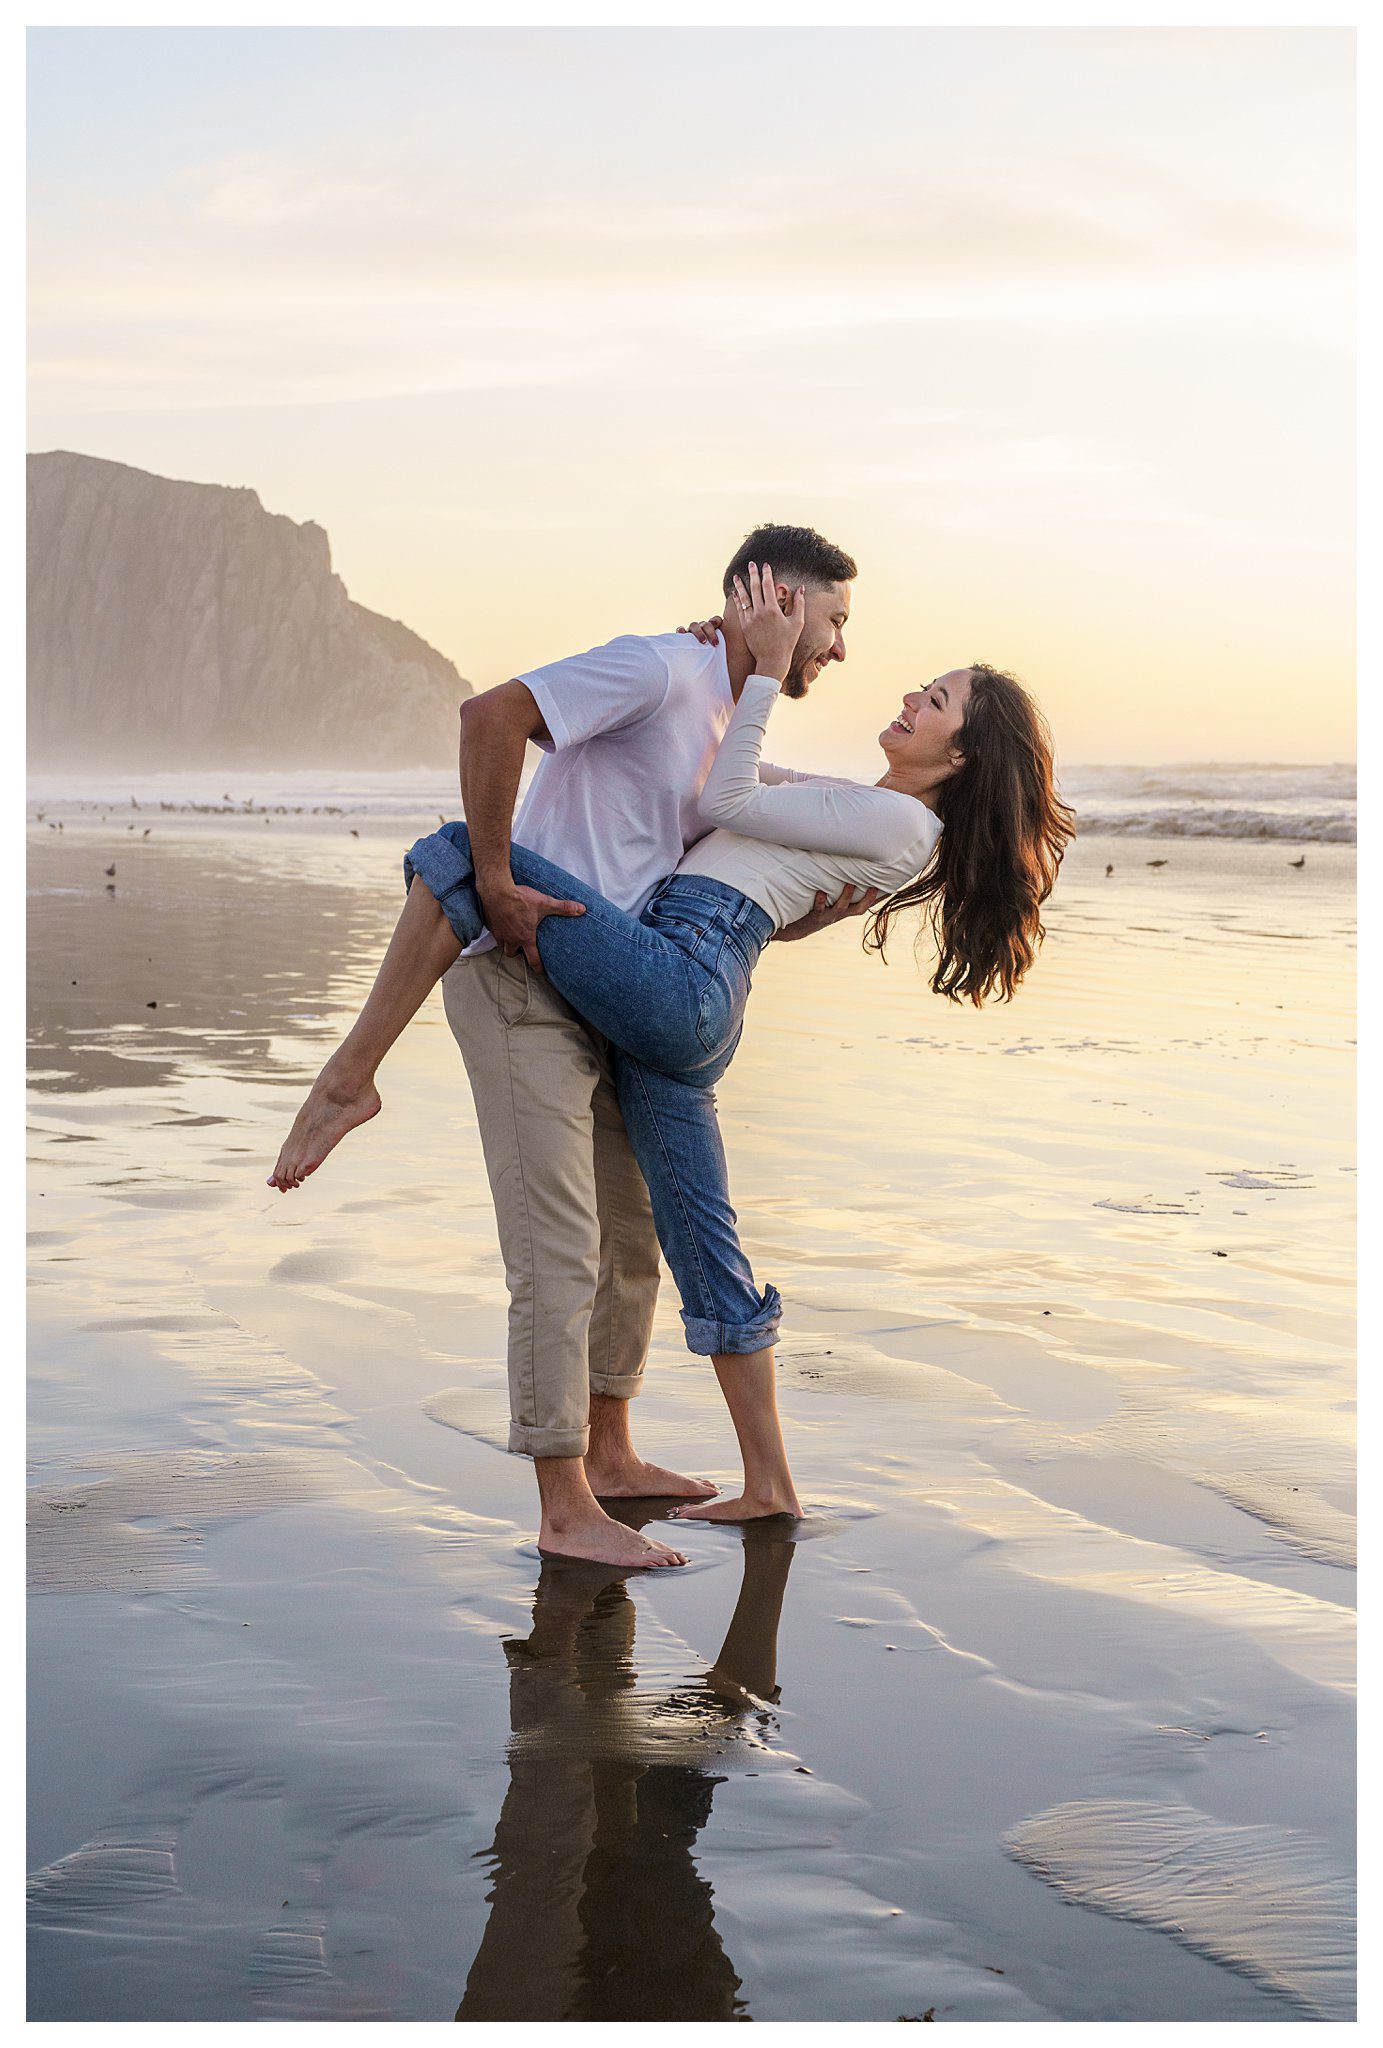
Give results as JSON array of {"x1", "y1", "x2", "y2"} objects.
[{"x1": 782, "y1": 657, "x2": 814, "y2": 701}]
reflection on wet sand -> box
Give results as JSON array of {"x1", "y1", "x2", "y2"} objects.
[
  {"x1": 458, "y1": 1522, "x2": 796, "y2": 2022},
  {"x1": 27, "y1": 822, "x2": 1355, "y2": 2020},
  {"x1": 27, "y1": 835, "x2": 392, "y2": 1095}
]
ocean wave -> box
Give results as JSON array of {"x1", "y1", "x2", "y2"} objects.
[
  {"x1": 27, "y1": 767, "x2": 1358, "y2": 845},
  {"x1": 1073, "y1": 808, "x2": 1355, "y2": 844}
]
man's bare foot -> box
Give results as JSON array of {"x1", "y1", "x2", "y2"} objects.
[
  {"x1": 671, "y1": 1490, "x2": 801, "y2": 1523},
  {"x1": 538, "y1": 1503, "x2": 689, "y2": 1569},
  {"x1": 267, "y1": 1068, "x2": 381, "y2": 1190},
  {"x1": 585, "y1": 1454, "x2": 718, "y2": 1501}
]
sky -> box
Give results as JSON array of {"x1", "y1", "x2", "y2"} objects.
[{"x1": 27, "y1": 26, "x2": 1355, "y2": 771}]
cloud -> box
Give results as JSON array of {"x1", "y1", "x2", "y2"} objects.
[
  {"x1": 171, "y1": 141, "x2": 1348, "y2": 279},
  {"x1": 28, "y1": 136, "x2": 1349, "y2": 417}
]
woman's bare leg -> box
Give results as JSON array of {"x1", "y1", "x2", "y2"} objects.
[
  {"x1": 670, "y1": 1348, "x2": 802, "y2": 1522},
  {"x1": 701, "y1": 1522, "x2": 795, "y2": 1705},
  {"x1": 268, "y1": 878, "x2": 462, "y2": 1190}
]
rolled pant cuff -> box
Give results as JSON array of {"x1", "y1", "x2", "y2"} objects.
[
  {"x1": 508, "y1": 1421, "x2": 590, "y2": 1460},
  {"x1": 588, "y1": 1370, "x2": 645, "y2": 1399},
  {"x1": 403, "y1": 828, "x2": 476, "y2": 940},
  {"x1": 681, "y1": 1283, "x2": 782, "y2": 1358}
]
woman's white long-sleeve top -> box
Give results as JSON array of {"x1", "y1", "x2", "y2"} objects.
[{"x1": 674, "y1": 674, "x2": 941, "y2": 930}]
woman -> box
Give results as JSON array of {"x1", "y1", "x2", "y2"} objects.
[{"x1": 269, "y1": 564, "x2": 1074, "y2": 1528}]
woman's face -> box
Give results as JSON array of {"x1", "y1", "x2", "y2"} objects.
[{"x1": 878, "y1": 668, "x2": 972, "y2": 780}]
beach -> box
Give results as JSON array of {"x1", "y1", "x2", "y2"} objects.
[{"x1": 27, "y1": 796, "x2": 1356, "y2": 2022}]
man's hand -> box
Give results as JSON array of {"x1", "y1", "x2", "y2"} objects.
[
  {"x1": 479, "y1": 879, "x2": 585, "y2": 974},
  {"x1": 774, "y1": 883, "x2": 880, "y2": 943}
]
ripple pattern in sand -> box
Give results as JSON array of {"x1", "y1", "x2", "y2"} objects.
[
  {"x1": 27, "y1": 1830, "x2": 180, "y2": 1926},
  {"x1": 27, "y1": 1447, "x2": 337, "y2": 1592},
  {"x1": 1005, "y1": 1797, "x2": 1355, "y2": 2019}
]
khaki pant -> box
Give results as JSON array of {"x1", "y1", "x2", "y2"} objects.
[{"x1": 442, "y1": 946, "x2": 662, "y2": 1459}]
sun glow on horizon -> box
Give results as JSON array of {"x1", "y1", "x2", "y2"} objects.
[{"x1": 27, "y1": 26, "x2": 1354, "y2": 769}]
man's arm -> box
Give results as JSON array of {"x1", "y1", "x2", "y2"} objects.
[
  {"x1": 456, "y1": 681, "x2": 584, "y2": 973},
  {"x1": 774, "y1": 884, "x2": 880, "y2": 943},
  {"x1": 458, "y1": 680, "x2": 546, "y2": 878}
]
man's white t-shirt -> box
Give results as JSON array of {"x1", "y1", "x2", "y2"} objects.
[{"x1": 460, "y1": 631, "x2": 736, "y2": 954}]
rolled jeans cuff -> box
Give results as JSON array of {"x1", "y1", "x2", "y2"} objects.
[
  {"x1": 403, "y1": 828, "x2": 480, "y2": 945},
  {"x1": 681, "y1": 1283, "x2": 782, "y2": 1358}
]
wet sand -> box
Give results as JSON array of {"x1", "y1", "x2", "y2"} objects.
[{"x1": 27, "y1": 814, "x2": 1356, "y2": 2021}]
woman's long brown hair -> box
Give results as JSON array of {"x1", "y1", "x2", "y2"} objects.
[{"x1": 864, "y1": 663, "x2": 1076, "y2": 1005}]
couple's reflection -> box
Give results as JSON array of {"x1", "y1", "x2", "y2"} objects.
[{"x1": 457, "y1": 1516, "x2": 797, "y2": 2022}]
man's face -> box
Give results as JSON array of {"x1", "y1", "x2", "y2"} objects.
[{"x1": 783, "y1": 579, "x2": 851, "y2": 700}]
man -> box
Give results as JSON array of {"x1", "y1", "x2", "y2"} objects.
[
  {"x1": 272, "y1": 525, "x2": 868, "y2": 1568},
  {"x1": 447, "y1": 524, "x2": 864, "y2": 1568}
]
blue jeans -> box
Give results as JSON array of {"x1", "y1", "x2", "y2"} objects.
[{"x1": 405, "y1": 823, "x2": 781, "y2": 1357}]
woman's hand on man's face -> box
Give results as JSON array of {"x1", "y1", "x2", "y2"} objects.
[{"x1": 734, "y1": 562, "x2": 805, "y2": 681}]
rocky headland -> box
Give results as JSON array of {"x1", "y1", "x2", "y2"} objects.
[{"x1": 27, "y1": 451, "x2": 470, "y2": 769}]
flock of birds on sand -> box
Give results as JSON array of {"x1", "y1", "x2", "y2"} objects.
[
  {"x1": 31, "y1": 803, "x2": 1314, "y2": 890},
  {"x1": 34, "y1": 796, "x2": 464, "y2": 895},
  {"x1": 1104, "y1": 854, "x2": 1306, "y2": 875}
]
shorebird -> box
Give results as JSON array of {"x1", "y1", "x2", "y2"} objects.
[
  {"x1": 1105, "y1": 863, "x2": 1114, "y2": 877},
  {"x1": 104, "y1": 864, "x2": 115, "y2": 877},
  {"x1": 1289, "y1": 855, "x2": 1306, "y2": 868},
  {"x1": 1147, "y1": 859, "x2": 1168, "y2": 868}
]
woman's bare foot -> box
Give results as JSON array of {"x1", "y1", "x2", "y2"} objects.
[
  {"x1": 267, "y1": 1067, "x2": 382, "y2": 1190},
  {"x1": 538, "y1": 1502, "x2": 689, "y2": 1569},
  {"x1": 671, "y1": 1490, "x2": 801, "y2": 1523}
]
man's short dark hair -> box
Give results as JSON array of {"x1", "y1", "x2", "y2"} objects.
[{"x1": 722, "y1": 524, "x2": 857, "y2": 599}]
